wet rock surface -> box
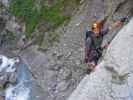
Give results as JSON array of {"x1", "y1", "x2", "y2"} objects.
[{"x1": 0, "y1": 54, "x2": 23, "y2": 99}]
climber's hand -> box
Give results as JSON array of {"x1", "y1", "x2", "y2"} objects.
[
  {"x1": 111, "y1": 20, "x2": 121, "y2": 29},
  {"x1": 101, "y1": 43, "x2": 108, "y2": 49}
]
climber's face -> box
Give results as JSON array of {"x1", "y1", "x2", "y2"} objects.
[
  {"x1": 92, "y1": 22, "x2": 101, "y2": 36},
  {"x1": 93, "y1": 28, "x2": 100, "y2": 36}
]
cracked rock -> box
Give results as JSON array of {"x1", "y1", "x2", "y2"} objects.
[
  {"x1": 56, "y1": 81, "x2": 71, "y2": 92},
  {"x1": 58, "y1": 68, "x2": 72, "y2": 81}
]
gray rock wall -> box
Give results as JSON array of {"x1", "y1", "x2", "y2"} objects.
[
  {"x1": 68, "y1": 18, "x2": 133, "y2": 100},
  {"x1": 0, "y1": 0, "x2": 10, "y2": 7},
  {"x1": 18, "y1": 0, "x2": 133, "y2": 100},
  {"x1": 1, "y1": 0, "x2": 131, "y2": 100}
]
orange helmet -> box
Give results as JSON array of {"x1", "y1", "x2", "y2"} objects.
[{"x1": 91, "y1": 20, "x2": 103, "y2": 33}]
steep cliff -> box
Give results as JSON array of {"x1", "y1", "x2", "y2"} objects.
[
  {"x1": 0, "y1": 0, "x2": 132, "y2": 100},
  {"x1": 17, "y1": 0, "x2": 133, "y2": 100},
  {"x1": 68, "y1": 18, "x2": 133, "y2": 100}
]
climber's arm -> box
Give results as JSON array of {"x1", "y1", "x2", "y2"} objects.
[
  {"x1": 108, "y1": 17, "x2": 128, "y2": 31},
  {"x1": 101, "y1": 20, "x2": 121, "y2": 49},
  {"x1": 108, "y1": 20, "x2": 121, "y2": 31}
]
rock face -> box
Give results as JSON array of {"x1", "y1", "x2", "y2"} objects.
[
  {"x1": 18, "y1": 0, "x2": 133, "y2": 100},
  {"x1": 68, "y1": 18, "x2": 133, "y2": 100},
  {"x1": 0, "y1": 0, "x2": 132, "y2": 100},
  {"x1": 0, "y1": 0, "x2": 10, "y2": 7}
]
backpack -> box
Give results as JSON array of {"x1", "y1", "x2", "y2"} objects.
[
  {"x1": 85, "y1": 31, "x2": 93, "y2": 40},
  {"x1": 85, "y1": 30, "x2": 103, "y2": 61}
]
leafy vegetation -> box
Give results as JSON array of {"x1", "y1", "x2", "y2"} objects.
[{"x1": 9, "y1": 0, "x2": 80, "y2": 43}]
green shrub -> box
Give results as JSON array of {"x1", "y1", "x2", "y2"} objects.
[
  {"x1": 9, "y1": 0, "x2": 69, "y2": 38},
  {"x1": 9, "y1": 0, "x2": 80, "y2": 46}
]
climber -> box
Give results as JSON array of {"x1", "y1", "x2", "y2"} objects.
[{"x1": 84, "y1": 17, "x2": 128, "y2": 73}]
